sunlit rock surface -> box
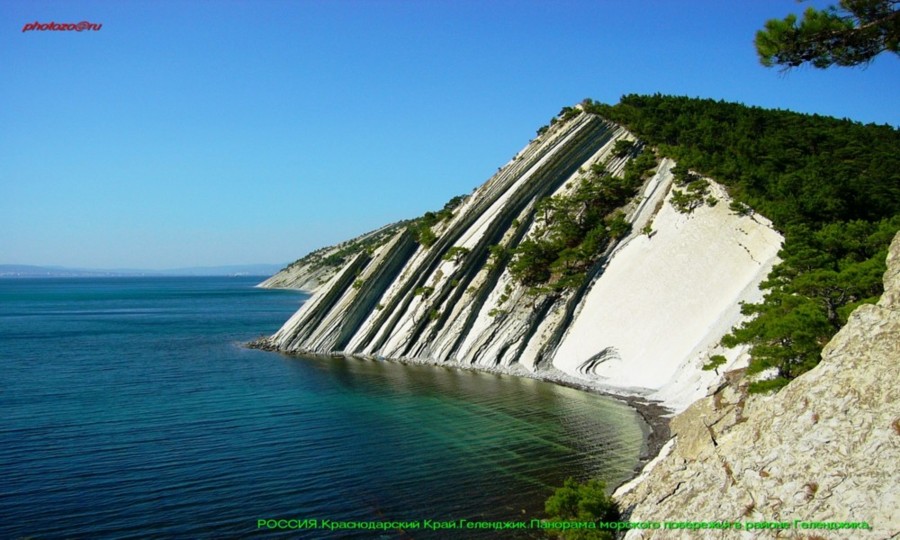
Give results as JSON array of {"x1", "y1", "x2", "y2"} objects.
[
  {"x1": 615, "y1": 232, "x2": 900, "y2": 539},
  {"x1": 260, "y1": 111, "x2": 782, "y2": 412}
]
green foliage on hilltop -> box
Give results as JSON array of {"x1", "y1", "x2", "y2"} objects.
[
  {"x1": 283, "y1": 194, "x2": 468, "y2": 274},
  {"x1": 506, "y1": 150, "x2": 657, "y2": 293},
  {"x1": 587, "y1": 94, "x2": 900, "y2": 391},
  {"x1": 585, "y1": 95, "x2": 899, "y2": 227},
  {"x1": 409, "y1": 194, "x2": 467, "y2": 247},
  {"x1": 537, "y1": 106, "x2": 585, "y2": 137},
  {"x1": 282, "y1": 221, "x2": 410, "y2": 273}
]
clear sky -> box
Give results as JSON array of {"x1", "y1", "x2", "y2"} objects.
[{"x1": 2, "y1": 0, "x2": 897, "y2": 269}]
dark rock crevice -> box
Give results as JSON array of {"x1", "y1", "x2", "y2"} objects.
[
  {"x1": 366, "y1": 115, "x2": 616, "y2": 357},
  {"x1": 333, "y1": 231, "x2": 419, "y2": 351},
  {"x1": 284, "y1": 252, "x2": 371, "y2": 350}
]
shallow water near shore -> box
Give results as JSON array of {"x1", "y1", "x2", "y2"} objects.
[{"x1": 0, "y1": 276, "x2": 645, "y2": 538}]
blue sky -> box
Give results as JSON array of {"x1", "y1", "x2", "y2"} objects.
[{"x1": 2, "y1": 0, "x2": 897, "y2": 269}]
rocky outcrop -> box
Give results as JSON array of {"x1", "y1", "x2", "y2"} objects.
[
  {"x1": 257, "y1": 222, "x2": 408, "y2": 293},
  {"x1": 259, "y1": 109, "x2": 783, "y2": 412},
  {"x1": 614, "y1": 232, "x2": 900, "y2": 539}
]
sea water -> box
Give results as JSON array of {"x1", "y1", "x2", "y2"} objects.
[{"x1": 0, "y1": 277, "x2": 645, "y2": 538}]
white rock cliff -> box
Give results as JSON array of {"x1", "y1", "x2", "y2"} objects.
[{"x1": 260, "y1": 111, "x2": 783, "y2": 413}]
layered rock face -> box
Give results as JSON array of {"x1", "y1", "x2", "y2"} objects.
[
  {"x1": 260, "y1": 111, "x2": 783, "y2": 411},
  {"x1": 257, "y1": 223, "x2": 406, "y2": 291},
  {"x1": 615, "y1": 232, "x2": 900, "y2": 539}
]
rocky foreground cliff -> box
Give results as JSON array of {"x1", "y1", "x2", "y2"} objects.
[
  {"x1": 615, "y1": 231, "x2": 900, "y2": 538},
  {"x1": 257, "y1": 109, "x2": 783, "y2": 412}
]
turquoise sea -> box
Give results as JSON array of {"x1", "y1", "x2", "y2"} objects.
[{"x1": 0, "y1": 276, "x2": 645, "y2": 538}]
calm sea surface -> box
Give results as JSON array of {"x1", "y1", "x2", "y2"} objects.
[{"x1": 0, "y1": 277, "x2": 645, "y2": 539}]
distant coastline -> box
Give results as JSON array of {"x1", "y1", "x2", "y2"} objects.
[{"x1": 0, "y1": 263, "x2": 287, "y2": 279}]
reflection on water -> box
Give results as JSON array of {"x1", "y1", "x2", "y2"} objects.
[
  {"x1": 283, "y1": 353, "x2": 646, "y2": 494},
  {"x1": 0, "y1": 277, "x2": 646, "y2": 539}
]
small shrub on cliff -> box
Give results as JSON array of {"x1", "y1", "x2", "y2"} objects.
[
  {"x1": 543, "y1": 478, "x2": 619, "y2": 539},
  {"x1": 559, "y1": 106, "x2": 582, "y2": 122},
  {"x1": 670, "y1": 167, "x2": 715, "y2": 214},
  {"x1": 442, "y1": 246, "x2": 470, "y2": 263},
  {"x1": 414, "y1": 225, "x2": 437, "y2": 247},
  {"x1": 414, "y1": 286, "x2": 434, "y2": 298},
  {"x1": 729, "y1": 200, "x2": 754, "y2": 217},
  {"x1": 408, "y1": 194, "x2": 468, "y2": 248},
  {"x1": 702, "y1": 354, "x2": 727, "y2": 372},
  {"x1": 613, "y1": 139, "x2": 636, "y2": 158}
]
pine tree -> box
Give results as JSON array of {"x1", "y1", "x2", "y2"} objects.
[{"x1": 756, "y1": 0, "x2": 900, "y2": 69}]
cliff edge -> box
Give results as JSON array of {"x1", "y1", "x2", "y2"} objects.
[{"x1": 615, "y1": 231, "x2": 900, "y2": 539}]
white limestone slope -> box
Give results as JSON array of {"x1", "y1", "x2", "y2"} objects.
[
  {"x1": 263, "y1": 110, "x2": 784, "y2": 413},
  {"x1": 552, "y1": 180, "x2": 782, "y2": 412}
]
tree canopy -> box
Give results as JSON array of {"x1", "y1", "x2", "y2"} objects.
[
  {"x1": 586, "y1": 94, "x2": 899, "y2": 391},
  {"x1": 755, "y1": 0, "x2": 900, "y2": 69},
  {"x1": 506, "y1": 150, "x2": 656, "y2": 294}
]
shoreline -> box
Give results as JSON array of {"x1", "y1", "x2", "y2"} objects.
[{"x1": 246, "y1": 337, "x2": 672, "y2": 488}]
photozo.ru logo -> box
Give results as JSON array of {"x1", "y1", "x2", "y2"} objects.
[{"x1": 22, "y1": 21, "x2": 102, "y2": 33}]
